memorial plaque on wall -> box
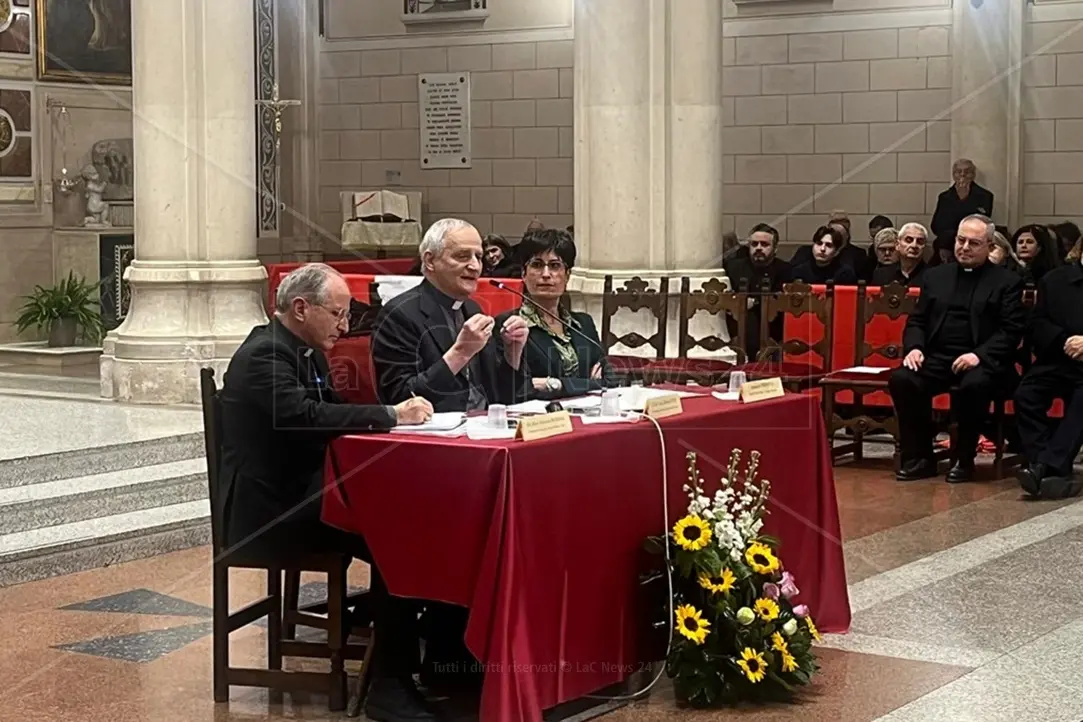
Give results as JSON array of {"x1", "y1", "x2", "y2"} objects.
[{"x1": 418, "y1": 73, "x2": 471, "y2": 169}]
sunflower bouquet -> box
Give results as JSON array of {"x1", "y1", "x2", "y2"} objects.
[{"x1": 644, "y1": 449, "x2": 820, "y2": 708}]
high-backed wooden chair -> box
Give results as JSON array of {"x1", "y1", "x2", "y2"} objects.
[
  {"x1": 641, "y1": 277, "x2": 743, "y2": 386},
  {"x1": 727, "y1": 281, "x2": 835, "y2": 392},
  {"x1": 820, "y1": 281, "x2": 918, "y2": 461},
  {"x1": 600, "y1": 275, "x2": 670, "y2": 382},
  {"x1": 201, "y1": 368, "x2": 375, "y2": 712}
]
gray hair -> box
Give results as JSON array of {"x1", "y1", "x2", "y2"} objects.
[
  {"x1": 874, "y1": 227, "x2": 899, "y2": 247},
  {"x1": 960, "y1": 214, "x2": 994, "y2": 241},
  {"x1": 274, "y1": 263, "x2": 341, "y2": 314},
  {"x1": 419, "y1": 217, "x2": 475, "y2": 259},
  {"x1": 898, "y1": 222, "x2": 928, "y2": 239}
]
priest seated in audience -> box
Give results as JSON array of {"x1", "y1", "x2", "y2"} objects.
[
  {"x1": 371, "y1": 217, "x2": 532, "y2": 413},
  {"x1": 872, "y1": 222, "x2": 929, "y2": 287},
  {"x1": 495, "y1": 227, "x2": 615, "y2": 399},
  {"x1": 724, "y1": 223, "x2": 792, "y2": 359},
  {"x1": 791, "y1": 226, "x2": 859, "y2": 285},
  {"x1": 889, "y1": 215, "x2": 1026, "y2": 483},
  {"x1": 218, "y1": 263, "x2": 440, "y2": 721},
  {"x1": 1014, "y1": 259, "x2": 1083, "y2": 500}
]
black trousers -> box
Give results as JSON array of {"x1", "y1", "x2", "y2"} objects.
[
  {"x1": 1014, "y1": 365, "x2": 1083, "y2": 476},
  {"x1": 235, "y1": 518, "x2": 422, "y2": 681},
  {"x1": 889, "y1": 353, "x2": 999, "y2": 464}
]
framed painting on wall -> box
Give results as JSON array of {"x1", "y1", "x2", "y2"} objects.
[{"x1": 35, "y1": 0, "x2": 131, "y2": 85}]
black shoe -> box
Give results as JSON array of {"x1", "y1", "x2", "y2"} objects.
[
  {"x1": 896, "y1": 458, "x2": 937, "y2": 481},
  {"x1": 364, "y1": 677, "x2": 442, "y2": 722},
  {"x1": 946, "y1": 460, "x2": 975, "y2": 484},
  {"x1": 419, "y1": 657, "x2": 484, "y2": 698},
  {"x1": 1041, "y1": 475, "x2": 1083, "y2": 500},
  {"x1": 1018, "y1": 463, "x2": 1047, "y2": 497}
]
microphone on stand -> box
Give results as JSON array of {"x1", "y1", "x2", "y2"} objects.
[{"x1": 487, "y1": 279, "x2": 612, "y2": 364}]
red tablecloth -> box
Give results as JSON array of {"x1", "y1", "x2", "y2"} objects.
[{"x1": 322, "y1": 392, "x2": 850, "y2": 722}]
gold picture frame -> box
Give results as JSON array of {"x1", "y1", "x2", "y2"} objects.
[{"x1": 35, "y1": 0, "x2": 131, "y2": 85}]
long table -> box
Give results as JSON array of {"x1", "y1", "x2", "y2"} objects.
[{"x1": 322, "y1": 392, "x2": 850, "y2": 722}]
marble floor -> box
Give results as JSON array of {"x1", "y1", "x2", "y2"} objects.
[{"x1": 2, "y1": 451, "x2": 1082, "y2": 722}]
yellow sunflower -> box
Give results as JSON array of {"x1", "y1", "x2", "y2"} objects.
[
  {"x1": 737, "y1": 647, "x2": 767, "y2": 683},
  {"x1": 754, "y1": 598, "x2": 779, "y2": 622},
  {"x1": 780, "y1": 649, "x2": 798, "y2": 673},
  {"x1": 697, "y1": 567, "x2": 736, "y2": 595},
  {"x1": 806, "y1": 617, "x2": 822, "y2": 642},
  {"x1": 673, "y1": 515, "x2": 712, "y2": 551},
  {"x1": 770, "y1": 631, "x2": 787, "y2": 652},
  {"x1": 745, "y1": 542, "x2": 780, "y2": 574},
  {"x1": 675, "y1": 604, "x2": 711, "y2": 645}
]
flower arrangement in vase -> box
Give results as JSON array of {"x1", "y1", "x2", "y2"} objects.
[{"x1": 644, "y1": 450, "x2": 820, "y2": 707}]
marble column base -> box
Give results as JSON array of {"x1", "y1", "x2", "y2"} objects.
[
  {"x1": 567, "y1": 267, "x2": 735, "y2": 362},
  {"x1": 100, "y1": 260, "x2": 268, "y2": 404}
]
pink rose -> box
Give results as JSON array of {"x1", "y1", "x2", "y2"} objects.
[
  {"x1": 793, "y1": 604, "x2": 809, "y2": 618},
  {"x1": 762, "y1": 582, "x2": 780, "y2": 600},
  {"x1": 780, "y1": 571, "x2": 799, "y2": 600}
]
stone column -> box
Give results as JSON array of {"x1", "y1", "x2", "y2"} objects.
[
  {"x1": 950, "y1": 0, "x2": 1025, "y2": 229},
  {"x1": 100, "y1": 0, "x2": 268, "y2": 404},
  {"x1": 570, "y1": 0, "x2": 727, "y2": 357}
]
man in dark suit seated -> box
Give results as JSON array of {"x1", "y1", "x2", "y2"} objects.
[
  {"x1": 723, "y1": 223, "x2": 792, "y2": 360},
  {"x1": 1014, "y1": 262, "x2": 1083, "y2": 499},
  {"x1": 889, "y1": 215, "x2": 1026, "y2": 483},
  {"x1": 872, "y1": 222, "x2": 929, "y2": 288},
  {"x1": 218, "y1": 263, "x2": 439, "y2": 721},
  {"x1": 371, "y1": 217, "x2": 531, "y2": 412}
]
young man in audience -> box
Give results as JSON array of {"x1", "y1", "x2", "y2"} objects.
[
  {"x1": 217, "y1": 263, "x2": 440, "y2": 721},
  {"x1": 792, "y1": 226, "x2": 859, "y2": 284},
  {"x1": 790, "y1": 211, "x2": 870, "y2": 276},
  {"x1": 889, "y1": 215, "x2": 1026, "y2": 483},
  {"x1": 872, "y1": 222, "x2": 929, "y2": 287},
  {"x1": 724, "y1": 223, "x2": 792, "y2": 359},
  {"x1": 1014, "y1": 258, "x2": 1083, "y2": 500}
]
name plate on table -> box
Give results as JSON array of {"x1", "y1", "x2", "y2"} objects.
[
  {"x1": 739, "y1": 378, "x2": 785, "y2": 403},
  {"x1": 515, "y1": 410, "x2": 574, "y2": 441},
  {"x1": 643, "y1": 394, "x2": 684, "y2": 419}
]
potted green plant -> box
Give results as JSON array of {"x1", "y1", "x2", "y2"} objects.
[{"x1": 15, "y1": 272, "x2": 104, "y2": 347}]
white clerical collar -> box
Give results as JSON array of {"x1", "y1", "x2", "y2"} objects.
[{"x1": 451, "y1": 300, "x2": 463, "y2": 310}]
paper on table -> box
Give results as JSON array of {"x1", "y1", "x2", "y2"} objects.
[
  {"x1": 465, "y1": 417, "x2": 518, "y2": 440},
  {"x1": 839, "y1": 366, "x2": 890, "y2": 374},
  {"x1": 507, "y1": 399, "x2": 551, "y2": 414},
  {"x1": 712, "y1": 390, "x2": 740, "y2": 401},
  {"x1": 579, "y1": 413, "x2": 637, "y2": 425},
  {"x1": 390, "y1": 412, "x2": 466, "y2": 434},
  {"x1": 372, "y1": 275, "x2": 424, "y2": 303},
  {"x1": 561, "y1": 395, "x2": 601, "y2": 411}
]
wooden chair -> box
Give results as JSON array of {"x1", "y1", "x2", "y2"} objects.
[
  {"x1": 600, "y1": 275, "x2": 670, "y2": 383},
  {"x1": 641, "y1": 277, "x2": 743, "y2": 386},
  {"x1": 820, "y1": 281, "x2": 917, "y2": 462},
  {"x1": 728, "y1": 281, "x2": 835, "y2": 392},
  {"x1": 201, "y1": 368, "x2": 375, "y2": 712}
]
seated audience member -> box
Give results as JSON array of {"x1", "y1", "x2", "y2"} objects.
[
  {"x1": 1013, "y1": 224, "x2": 1062, "y2": 284},
  {"x1": 482, "y1": 233, "x2": 519, "y2": 277},
  {"x1": 990, "y1": 230, "x2": 1023, "y2": 273},
  {"x1": 721, "y1": 230, "x2": 743, "y2": 262},
  {"x1": 372, "y1": 218, "x2": 531, "y2": 413},
  {"x1": 495, "y1": 228, "x2": 615, "y2": 398},
  {"x1": 866, "y1": 214, "x2": 895, "y2": 266},
  {"x1": 930, "y1": 158, "x2": 994, "y2": 264},
  {"x1": 724, "y1": 223, "x2": 792, "y2": 359},
  {"x1": 1053, "y1": 221, "x2": 1081, "y2": 261},
  {"x1": 867, "y1": 227, "x2": 899, "y2": 280},
  {"x1": 1014, "y1": 261, "x2": 1083, "y2": 499},
  {"x1": 889, "y1": 215, "x2": 1026, "y2": 483},
  {"x1": 872, "y1": 222, "x2": 929, "y2": 287},
  {"x1": 218, "y1": 263, "x2": 439, "y2": 721},
  {"x1": 792, "y1": 226, "x2": 859, "y2": 284},
  {"x1": 791, "y1": 212, "x2": 869, "y2": 275}
]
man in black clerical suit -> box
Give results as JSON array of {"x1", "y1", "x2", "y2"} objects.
[
  {"x1": 219, "y1": 263, "x2": 441, "y2": 721},
  {"x1": 1014, "y1": 262, "x2": 1083, "y2": 499},
  {"x1": 889, "y1": 215, "x2": 1026, "y2": 483},
  {"x1": 723, "y1": 223, "x2": 792, "y2": 359},
  {"x1": 930, "y1": 158, "x2": 994, "y2": 263},
  {"x1": 372, "y1": 218, "x2": 531, "y2": 412}
]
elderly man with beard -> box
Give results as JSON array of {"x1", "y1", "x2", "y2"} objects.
[{"x1": 723, "y1": 223, "x2": 792, "y2": 359}]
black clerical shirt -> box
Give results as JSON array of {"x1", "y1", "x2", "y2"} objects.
[
  {"x1": 932, "y1": 264, "x2": 984, "y2": 357},
  {"x1": 436, "y1": 294, "x2": 488, "y2": 411}
]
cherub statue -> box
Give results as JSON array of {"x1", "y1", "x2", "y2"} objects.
[{"x1": 82, "y1": 164, "x2": 111, "y2": 227}]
